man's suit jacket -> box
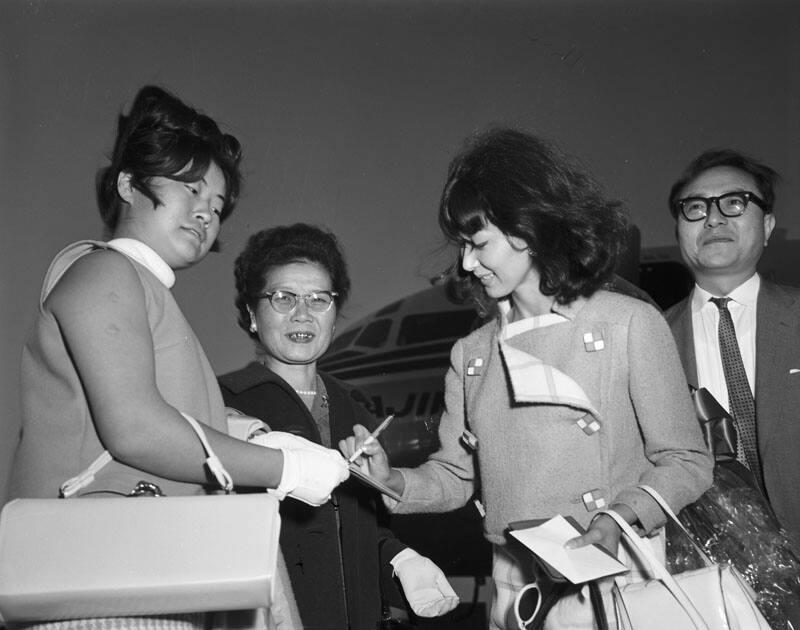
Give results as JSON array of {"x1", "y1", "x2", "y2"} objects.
[{"x1": 665, "y1": 279, "x2": 800, "y2": 535}]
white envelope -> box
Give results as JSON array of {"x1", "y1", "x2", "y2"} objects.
[{"x1": 509, "y1": 514, "x2": 628, "y2": 584}]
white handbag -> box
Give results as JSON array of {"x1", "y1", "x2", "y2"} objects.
[
  {"x1": 603, "y1": 485, "x2": 770, "y2": 630},
  {"x1": 0, "y1": 413, "x2": 281, "y2": 623}
]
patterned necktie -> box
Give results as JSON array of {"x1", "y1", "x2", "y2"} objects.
[{"x1": 710, "y1": 297, "x2": 764, "y2": 491}]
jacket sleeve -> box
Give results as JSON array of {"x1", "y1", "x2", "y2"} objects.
[
  {"x1": 376, "y1": 521, "x2": 408, "y2": 610},
  {"x1": 614, "y1": 304, "x2": 714, "y2": 533},
  {"x1": 388, "y1": 338, "x2": 477, "y2": 514}
]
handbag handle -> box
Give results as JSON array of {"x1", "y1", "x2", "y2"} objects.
[
  {"x1": 513, "y1": 582, "x2": 542, "y2": 630},
  {"x1": 181, "y1": 412, "x2": 234, "y2": 493},
  {"x1": 599, "y1": 509, "x2": 710, "y2": 630},
  {"x1": 61, "y1": 411, "x2": 234, "y2": 497},
  {"x1": 637, "y1": 485, "x2": 713, "y2": 568},
  {"x1": 514, "y1": 581, "x2": 608, "y2": 630}
]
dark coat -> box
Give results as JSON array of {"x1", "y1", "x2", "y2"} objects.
[
  {"x1": 665, "y1": 280, "x2": 800, "y2": 536},
  {"x1": 219, "y1": 362, "x2": 406, "y2": 630}
]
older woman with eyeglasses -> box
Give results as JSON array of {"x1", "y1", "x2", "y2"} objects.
[{"x1": 219, "y1": 223, "x2": 458, "y2": 630}]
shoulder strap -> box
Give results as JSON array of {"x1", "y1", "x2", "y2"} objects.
[
  {"x1": 60, "y1": 412, "x2": 233, "y2": 497},
  {"x1": 182, "y1": 412, "x2": 233, "y2": 492},
  {"x1": 638, "y1": 485, "x2": 713, "y2": 567},
  {"x1": 600, "y1": 508, "x2": 710, "y2": 630}
]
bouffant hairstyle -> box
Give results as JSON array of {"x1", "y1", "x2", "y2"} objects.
[
  {"x1": 438, "y1": 127, "x2": 628, "y2": 310},
  {"x1": 96, "y1": 85, "x2": 242, "y2": 238},
  {"x1": 667, "y1": 149, "x2": 780, "y2": 218},
  {"x1": 234, "y1": 223, "x2": 351, "y2": 341}
]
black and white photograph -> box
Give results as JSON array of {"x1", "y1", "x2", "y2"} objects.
[{"x1": 1, "y1": 1, "x2": 799, "y2": 628}]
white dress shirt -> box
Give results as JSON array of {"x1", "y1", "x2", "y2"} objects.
[{"x1": 690, "y1": 273, "x2": 759, "y2": 412}]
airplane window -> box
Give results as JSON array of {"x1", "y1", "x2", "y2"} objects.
[
  {"x1": 397, "y1": 309, "x2": 478, "y2": 346},
  {"x1": 328, "y1": 327, "x2": 361, "y2": 353},
  {"x1": 354, "y1": 319, "x2": 392, "y2": 348}
]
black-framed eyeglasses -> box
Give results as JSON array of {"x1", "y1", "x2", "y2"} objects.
[
  {"x1": 257, "y1": 290, "x2": 338, "y2": 314},
  {"x1": 674, "y1": 191, "x2": 768, "y2": 222}
]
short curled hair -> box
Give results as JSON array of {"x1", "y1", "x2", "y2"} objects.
[
  {"x1": 438, "y1": 127, "x2": 628, "y2": 309},
  {"x1": 234, "y1": 223, "x2": 351, "y2": 340},
  {"x1": 667, "y1": 149, "x2": 780, "y2": 218},
  {"x1": 96, "y1": 85, "x2": 242, "y2": 235}
]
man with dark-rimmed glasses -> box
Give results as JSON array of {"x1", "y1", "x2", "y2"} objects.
[{"x1": 664, "y1": 149, "x2": 800, "y2": 544}]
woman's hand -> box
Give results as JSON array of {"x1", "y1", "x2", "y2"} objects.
[
  {"x1": 390, "y1": 548, "x2": 459, "y2": 617},
  {"x1": 564, "y1": 513, "x2": 622, "y2": 555},
  {"x1": 339, "y1": 424, "x2": 398, "y2": 488},
  {"x1": 564, "y1": 504, "x2": 637, "y2": 555},
  {"x1": 338, "y1": 424, "x2": 390, "y2": 476},
  {"x1": 251, "y1": 431, "x2": 350, "y2": 506}
]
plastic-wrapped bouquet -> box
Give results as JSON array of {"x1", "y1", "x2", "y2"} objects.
[{"x1": 667, "y1": 462, "x2": 800, "y2": 629}]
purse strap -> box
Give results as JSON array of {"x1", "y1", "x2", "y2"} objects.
[
  {"x1": 181, "y1": 412, "x2": 234, "y2": 492},
  {"x1": 637, "y1": 485, "x2": 713, "y2": 568},
  {"x1": 60, "y1": 412, "x2": 233, "y2": 497},
  {"x1": 599, "y1": 509, "x2": 710, "y2": 630}
]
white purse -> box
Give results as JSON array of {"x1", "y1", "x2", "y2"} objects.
[
  {"x1": 604, "y1": 485, "x2": 770, "y2": 630},
  {"x1": 0, "y1": 413, "x2": 281, "y2": 623}
]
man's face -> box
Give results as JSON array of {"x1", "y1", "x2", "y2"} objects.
[{"x1": 676, "y1": 166, "x2": 775, "y2": 283}]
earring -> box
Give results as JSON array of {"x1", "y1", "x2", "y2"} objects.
[
  {"x1": 247, "y1": 306, "x2": 257, "y2": 333},
  {"x1": 527, "y1": 248, "x2": 535, "y2": 256}
]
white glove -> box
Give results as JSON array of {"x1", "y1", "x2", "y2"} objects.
[
  {"x1": 390, "y1": 548, "x2": 460, "y2": 618},
  {"x1": 251, "y1": 431, "x2": 350, "y2": 506}
]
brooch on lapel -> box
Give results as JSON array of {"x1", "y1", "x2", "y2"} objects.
[
  {"x1": 583, "y1": 330, "x2": 605, "y2": 352},
  {"x1": 467, "y1": 357, "x2": 484, "y2": 376}
]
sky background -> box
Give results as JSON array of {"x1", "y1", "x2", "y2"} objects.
[{"x1": 2, "y1": 0, "x2": 799, "y2": 505}]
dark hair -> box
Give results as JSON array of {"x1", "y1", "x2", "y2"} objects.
[
  {"x1": 667, "y1": 149, "x2": 780, "y2": 218},
  {"x1": 234, "y1": 223, "x2": 351, "y2": 340},
  {"x1": 438, "y1": 127, "x2": 628, "y2": 308},
  {"x1": 96, "y1": 85, "x2": 242, "y2": 236}
]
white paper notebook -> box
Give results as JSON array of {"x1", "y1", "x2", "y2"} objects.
[{"x1": 509, "y1": 514, "x2": 628, "y2": 584}]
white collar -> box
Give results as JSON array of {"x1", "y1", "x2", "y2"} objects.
[
  {"x1": 691, "y1": 273, "x2": 760, "y2": 312},
  {"x1": 107, "y1": 238, "x2": 176, "y2": 288},
  {"x1": 498, "y1": 298, "x2": 567, "y2": 340}
]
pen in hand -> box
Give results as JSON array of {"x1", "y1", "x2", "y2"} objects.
[{"x1": 347, "y1": 414, "x2": 395, "y2": 464}]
